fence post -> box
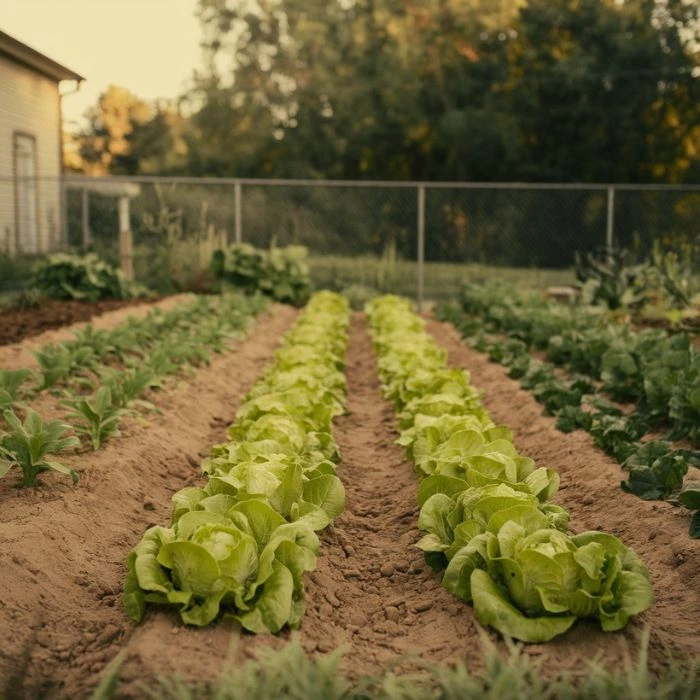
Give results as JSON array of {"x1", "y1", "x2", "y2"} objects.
[
  {"x1": 417, "y1": 184, "x2": 426, "y2": 311},
  {"x1": 606, "y1": 186, "x2": 615, "y2": 258},
  {"x1": 118, "y1": 195, "x2": 134, "y2": 279},
  {"x1": 81, "y1": 188, "x2": 91, "y2": 248},
  {"x1": 234, "y1": 181, "x2": 242, "y2": 244}
]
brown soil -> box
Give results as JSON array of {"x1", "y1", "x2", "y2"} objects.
[
  {"x1": 0, "y1": 297, "x2": 167, "y2": 347},
  {"x1": 0, "y1": 303, "x2": 298, "y2": 700},
  {"x1": 0, "y1": 311, "x2": 698, "y2": 699}
]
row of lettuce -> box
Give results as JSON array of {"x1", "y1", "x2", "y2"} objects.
[
  {"x1": 367, "y1": 295, "x2": 653, "y2": 643},
  {"x1": 0, "y1": 293, "x2": 266, "y2": 486},
  {"x1": 124, "y1": 291, "x2": 349, "y2": 632},
  {"x1": 438, "y1": 283, "x2": 699, "y2": 538}
]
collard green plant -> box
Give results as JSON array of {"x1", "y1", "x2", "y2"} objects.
[
  {"x1": 62, "y1": 386, "x2": 125, "y2": 450},
  {"x1": 621, "y1": 441, "x2": 694, "y2": 500},
  {"x1": 0, "y1": 410, "x2": 79, "y2": 486},
  {"x1": 212, "y1": 244, "x2": 312, "y2": 306},
  {"x1": 31, "y1": 252, "x2": 145, "y2": 301}
]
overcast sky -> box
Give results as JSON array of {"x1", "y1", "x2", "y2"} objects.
[{"x1": 3, "y1": 0, "x2": 202, "y2": 127}]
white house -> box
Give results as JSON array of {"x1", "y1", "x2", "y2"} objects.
[{"x1": 0, "y1": 29, "x2": 83, "y2": 256}]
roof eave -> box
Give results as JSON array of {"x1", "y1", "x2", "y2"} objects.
[{"x1": 0, "y1": 29, "x2": 84, "y2": 82}]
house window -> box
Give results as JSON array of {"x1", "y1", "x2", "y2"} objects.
[{"x1": 14, "y1": 133, "x2": 40, "y2": 254}]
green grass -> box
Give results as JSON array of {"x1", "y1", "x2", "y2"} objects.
[
  {"x1": 91, "y1": 632, "x2": 699, "y2": 700},
  {"x1": 309, "y1": 255, "x2": 576, "y2": 304}
]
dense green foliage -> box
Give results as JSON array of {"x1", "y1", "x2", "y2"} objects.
[
  {"x1": 367, "y1": 295, "x2": 652, "y2": 642},
  {"x1": 212, "y1": 244, "x2": 312, "y2": 307},
  {"x1": 81, "y1": 1, "x2": 698, "y2": 186},
  {"x1": 454, "y1": 282, "x2": 700, "y2": 443},
  {"x1": 124, "y1": 292, "x2": 350, "y2": 631},
  {"x1": 575, "y1": 246, "x2": 698, "y2": 312},
  {"x1": 438, "y1": 283, "x2": 700, "y2": 537},
  {"x1": 31, "y1": 253, "x2": 145, "y2": 302}
]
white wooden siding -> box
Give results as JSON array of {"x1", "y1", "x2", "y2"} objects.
[{"x1": 0, "y1": 53, "x2": 62, "y2": 255}]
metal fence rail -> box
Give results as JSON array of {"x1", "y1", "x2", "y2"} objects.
[{"x1": 1, "y1": 175, "x2": 698, "y2": 304}]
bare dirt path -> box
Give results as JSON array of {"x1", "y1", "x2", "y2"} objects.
[
  {"x1": 0, "y1": 294, "x2": 194, "y2": 371},
  {"x1": 0, "y1": 303, "x2": 297, "y2": 700},
  {"x1": 426, "y1": 316, "x2": 700, "y2": 666}
]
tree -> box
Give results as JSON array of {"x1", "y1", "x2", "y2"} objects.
[{"x1": 76, "y1": 87, "x2": 188, "y2": 175}]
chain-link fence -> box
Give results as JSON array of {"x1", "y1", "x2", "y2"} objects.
[{"x1": 1, "y1": 175, "x2": 698, "y2": 302}]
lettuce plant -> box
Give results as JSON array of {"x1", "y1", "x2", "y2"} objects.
[{"x1": 443, "y1": 526, "x2": 652, "y2": 642}]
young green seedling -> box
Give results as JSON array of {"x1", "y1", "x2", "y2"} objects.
[
  {"x1": 62, "y1": 386, "x2": 125, "y2": 450},
  {"x1": 0, "y1": 369, "x2": 35, "y2": 412},
  {"x1": 0, "y1": 409, "x2": 79, "y2": 486}
]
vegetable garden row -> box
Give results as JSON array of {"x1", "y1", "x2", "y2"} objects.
[
  {"x1": 0, "y1": 290, "x2": 698, "y2": 699},
  {"x1": 439, "y1": 282, "x2": 700, "y2": 538},
  {"x1": 1, "y1": 293, "x2": 266, "y2": 484}
]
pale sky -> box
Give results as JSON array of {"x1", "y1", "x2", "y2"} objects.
[{"x1": 2, "y1": 0, "x2": 203, "y2": 128}]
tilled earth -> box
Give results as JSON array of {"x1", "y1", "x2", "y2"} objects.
[{"x1": 0, "y1": 309, "x2": 697, "y2": 699}]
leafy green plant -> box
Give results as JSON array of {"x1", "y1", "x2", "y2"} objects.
[
  {"x1": 68, "y1": 325, "x2": 117, "y2": 361},
  {"x1": 0, "y1": 369, "x2": 34, "y2": 411},
  {"x1": 0, "y1": 410, "x2": 79, "y2": 486},
  {"x1": 621, "y1": 442, "x2": 695, "y2": 500},
  {"x1": 62, "y1": 387, "x2": 125, "y2": 450},
  {"x1": 212, "y1": 243, "x2": 312, "y2": 306},
  {"x1": 34, "y1": 344, "x2": 96, "y2": 391},
  {"x1": 98, "y1": 367, "x2": 159, "y2": 412},
  {"x1": 575, "y1": 248, "x2": 649, "y2": 310},
  {"x1": 31, "y1": 252, "x2": 145, "y2": 301},
  {"x1": 678, "y1": 482, "x2": 700, "y2": 539}
]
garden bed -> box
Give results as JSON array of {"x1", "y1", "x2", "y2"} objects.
[{"x1": 0, "y1": 308, "x2": 697, "y2": 699}]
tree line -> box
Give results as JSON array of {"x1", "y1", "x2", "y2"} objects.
[{"x1": 70, "y1": 0, "x2": 699, "y2": 185}]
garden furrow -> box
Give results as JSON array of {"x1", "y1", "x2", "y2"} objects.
[
  {"x1": 285, "y1": 312, "x2": 482, "y2": 671},
  {"x1": 426, "y1": 316, "x2": 700, "y2": 665},
  {"x1": 0, "y1": 303, "x2": 298, "y2": 700}
]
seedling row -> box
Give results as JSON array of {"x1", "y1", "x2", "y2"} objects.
[{"x1": 0, "y1": 293, "x2": 266, "y2": 485}]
